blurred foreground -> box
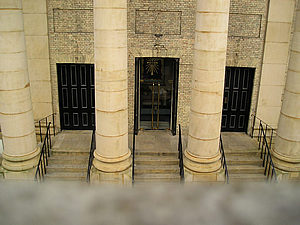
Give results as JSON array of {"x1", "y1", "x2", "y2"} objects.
[{"x1": 0, "y1": 182, "x2": 300, "y2": 225}]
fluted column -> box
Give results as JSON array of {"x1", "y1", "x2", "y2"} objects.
[
  {"x1": 184, "y1": 0, "x2": 230, "y2": 182},
  {"x1": 0, "y1": 0, "x2": 39, "y2": 177},
  {"x1": 92, "y1": 0, "x2": 131, "y2": 184},
  {"x1": 272, "y1": 3, "x2": 300, "y2": 180}
]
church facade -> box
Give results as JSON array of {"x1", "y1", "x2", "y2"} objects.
[{"x1": 0, "y1": 0, "x2": 299, "y2": 182}]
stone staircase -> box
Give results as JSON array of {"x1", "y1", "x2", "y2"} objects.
[
  {"x1": 45, "y1": 151, "x2": 88, "y2": 182},
  {"x1": 44, "y1": 130, "x2": 92, "y2": 182},
  {"x1": 132, "y1": 131, "x2": 181, "y2": 183},
  {"x1": 134, "y1": 151, "x2": 180, "y2": 183},
  {"x1": 222, "y1": 133, "x2": 266, "y2": 183}
]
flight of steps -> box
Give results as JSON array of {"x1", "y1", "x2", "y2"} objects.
[
  {"x1": 134, "y1": 150, "x2": 181, "y2": 183},
  {"x1": 45, "y1": 149, "x2": 89, "y2": 182},
  {"x1": 132, "y1": 130, "x2": 181, "y2": 184},
  {"x1": 225, "y1": 149, "x2": 266, "y2": 182},
  {"x1": 44, "y1": 130, "x2": 92, "y2": 182}
]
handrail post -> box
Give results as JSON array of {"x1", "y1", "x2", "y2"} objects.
[
  {"x1": 270, "y1": 128, "x2": 274, "y2": 150},
  {"x1": 52, "y1": 113, "x2": 55, "y2": 136},
  {"x1": 86, "y1": 129, "x2": 96, "y2": 183},
  {"x1": 132, "y1": 130, "x2": 135, "y2": 184},
  {"x1": 178, "y1": 124, "x2": 184, "y2": 182},
  {"x1": 49, "y1": 122, "x2": 52, "y2": 149},
  {"x1": 251, "y1": 114, "x2": 255, "y2": 138},
  {"x1": 39, "y1": 120, "x2": 42, "y2": 143}
]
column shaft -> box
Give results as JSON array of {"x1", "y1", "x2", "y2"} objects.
[
  {"x1": 272, "y1": 3, "x2": 300, "y2": 178},
  {"x1": 92, "y1": 0, "x2": 131, "y2": 179},
  {"x1": 0, "y1": 0, "x2": 39, "y2": 172},
  {"x1": 184, "y1": 0, "x2": 230, "y2": 180}
]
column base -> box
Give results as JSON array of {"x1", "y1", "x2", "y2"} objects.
[
  {"x1": 90, "y1": 166, "x2": 132, "y2": 186},
  {"x1": 2, "y1": 167, "x2": 37, "y2": 181},
  {"x1": 183, "y1": 149, "x2": 224, "y2": 182},
  {"x1": 272, "y1": 149, "x2": 300, "y2": 181},
  {"x1": 1, "y1": 145, "x2": 40, "y2": 180},
  {"x1": 184, "y1": 167, "x2": 225, "y2": 183},
  {"x1": 90, "y1": 149, "x2": 132, "y2": 185}
]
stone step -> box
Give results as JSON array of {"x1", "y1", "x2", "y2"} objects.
[
  {"x1": 48, "y1": 155, "x2": 89, "y2": 165},
  {"x1": 135, "y1": 165, "x2": 179, "y2": 174},
  {"x1": 228, "y1": 165, "x2": 265, "y2": 174},
  {"x1": 47, "y1": 164, "x2": 87, "y2": 173},
  {"x1": 51, "y1": 149, "x2": 90, "y2": 157},
  {"x1": 135, "y1": 155, "x2": 179, "y2": 165},
  {"x1": 135, "y1": 150, "x2": 178, "y2": 157},
  {"x1": 224, "y1": 149, "x2": 260, "y2": 156},
  {"x1": 45, "y1": 172, "x2": 86, "y2": 182},
  {"x1": 134, "y1": 173, "x2": 181, "y2": 182},
  {"x1": 226, "y1": 155, "x2": 262, "y2": 166},
  {"x1": 229, "y1": 173, "x2": 266, "y2": 182}
]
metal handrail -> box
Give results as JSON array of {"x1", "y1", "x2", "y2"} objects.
[
  {"x1": 35, "y1": 122, "x2": 52, "y2": 182},
  {"x1": 250, "y1": 114, "x2": 277, "y2": 182},
  {"x1": 250, "y1": 114, "x2": 275, "y2": 148},
  {"x1": 178, "y1": 124, "x2": 184, "y2": 181},
  {"x1": 35, "y1": 113, "x2": 57, "y2": 143},
  {"x1": 86, "y1": 129, "x2": 96, "y2": 183},
  {"x1": 219, "y1": 135, "x2": 229, "y2": 184}
]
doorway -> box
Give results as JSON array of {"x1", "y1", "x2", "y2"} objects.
[
  {"x1": 134, "y1": 58, "x2": 179, "y2": 135},
  {"x1": 57, "y1": 63, "x2": 95, "y2": 130},
  {"x1": 221, "y1": 67, "x2": 255, "y2": 132}
]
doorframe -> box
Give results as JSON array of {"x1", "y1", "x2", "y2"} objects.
[{"x1": 134, "y1": 57, "x2": 179, "y2": 135}]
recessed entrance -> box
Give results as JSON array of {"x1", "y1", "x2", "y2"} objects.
[
  {"x1": 134, "y1": 58, "x2": 179, "y2": 135},
  {"x1": 221, "y1": 67, "x2": 255, "y2": 132},
  {"x1": 57, "y1": 63, "x2": 95, "y2": 130}
]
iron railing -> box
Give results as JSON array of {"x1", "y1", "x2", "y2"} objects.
[
  {"x1": 36, "y1": 113, "x2": 57, "y2": 143},
  {"x1": 219, "y1": 135, "x2": 229, "y2": 184},
  {"x1": 250, "y1": 114, "x2": 275, "y2": 149},
  {"x1": 250, "y1": 114, "x2": 277, "y2": 182},
  {"x1": 178, "y1": 124, "x2": 184, "y2": 181},
  {"x1": 132, "y1": 128, "x2": 136, "y2": 184},
  {"x1": 35, "y1": 122, "x2": 52, "y2": 182},
  {"x1": 86, "y1": 129, "x2": 96, "y2": 183}
]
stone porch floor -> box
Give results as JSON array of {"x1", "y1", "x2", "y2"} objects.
[
  {"x1": 129, "y1": 130, "x2": 259, "y2": 153},
  {"x1": 52, "y1": 130, "x2": 92, "y2": 152},
  {"x1": 221, "y1": 132, "x2": 259, "y2": 152},
  {"x1": 51, "y1": 130, "x2": 260, "y2": 157}
]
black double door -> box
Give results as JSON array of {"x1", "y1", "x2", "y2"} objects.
[
  {"x1": 134, "y1": 58, "x2": 179, "y2": 135},
  {"x1": 221, "y1": 67, "x2": 254, "y2": 132},
  {"x1": 57, "y1": 64, "x2": 95, "y2": 130}
]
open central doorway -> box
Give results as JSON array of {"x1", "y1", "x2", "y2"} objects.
[{"x1": 134, "y1": 57, "x2": 179, "y2": 135}]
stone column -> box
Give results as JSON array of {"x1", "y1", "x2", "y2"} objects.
[
  {"x1": 184, "y1": 0, "x2": 230, "y2": 182},
  {"x1": 91, "y1": 0, "x2": 131, "y2": 184},
  {"x1": 272, "y1": 2, "x2": 300, "y2": 181},
  {"x1": 256, "y1": 0, "x2": 296, "y2": 128},
  {"x1": 22, "y1": 0, "x2": 53, "y2": 120},
  {"x1": 0, "y1": 0, "x2": 39, "y2": 179}
]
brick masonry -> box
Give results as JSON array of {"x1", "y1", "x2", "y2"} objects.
[
  {"x1": 47, "y1": 0, "x2": 94, "y2": 128},
  {"x1": 46, "y1": 0, "x2": 268, "y2": 135},
  {"x1": 227, "y1": 0, "x2": 268, "y2": 133}
]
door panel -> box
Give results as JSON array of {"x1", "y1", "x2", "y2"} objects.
[
  {"x1": 221, "y1": 67, "x2": 254, "y2": 132},
  {"x1": 57, "y1": 64, "x2": 95, "y2": 130}
]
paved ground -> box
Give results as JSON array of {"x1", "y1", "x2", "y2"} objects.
[
  {"x1": 129, "y1": 130, "x2": 258, "y2": 153},
  {"x1": 129, "y1": 130, "x2": 178, "y2": 153},
  {"x1": 222, "y1": 132, "x2": 259, "y2": 152},
  {"x1": 50, "y1": 130, "x2": 260, "y2": 159},
  {"x1": 52, "y1": 130, "x2": 92, "y2": 152}
]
